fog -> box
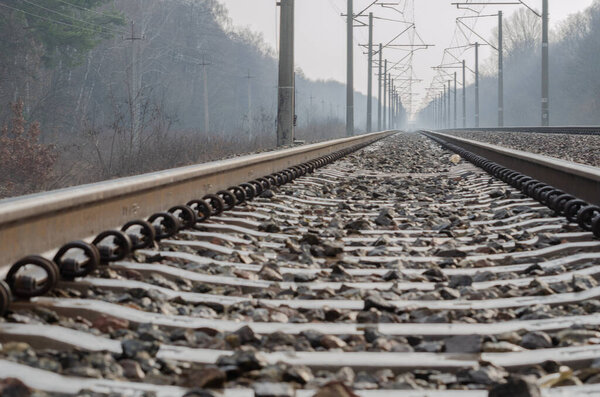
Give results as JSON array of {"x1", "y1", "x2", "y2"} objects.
[
  {"x1": 0, "y1": 0, "x2": 376, "y2": 198},
  {"x1": 416, "y1": 2, "x2": 600, "y2": 127},
  {"x1": 1, "y1": 0, "x2": 599, "y2": 199}
]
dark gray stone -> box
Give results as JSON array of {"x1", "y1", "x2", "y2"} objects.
[
  {"x1": 444, "y1": 334, "x2": 483, "y2": 353},
  {"x1": 489, "y1": 376, "x2": 541, "y2": 397}
]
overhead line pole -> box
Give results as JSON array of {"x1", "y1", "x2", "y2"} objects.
[
  {"x1": 439, "y1": 94, "x2": 442, "y2": 128},
  {"x1": 439, "y1": 94, "x2": 443, "y2": 129},
  {"x1": 394, "y1": 92, "x2": 397, "y2": 128},
  {"x1": 447, "y1": 80, "x2": 451, "y2": 128},
  {"x1": 367, "y1": 12, "x2": 373, "y2": 132},
  {"x1": 475, "y1": 42, "x2": 480, "y2": 128},
  {"x1": 276, "y1": 0, "x2": 294, "y2": 146},
  {"x1": 125, "y1": 21, "x2": 143, "y2": 144},
  {"x1": 462, "y1": 60, "x2": 466, "y2": 128},
  {"x1": 198, "y1": 56, "x2": 211, "y2": 133},
  {"x1": 439, "y1": 90, "x2": 442, "y2": 129},
  {"x1": 346, "y1": 0, "x2": 354, "y2": 136},
  {"x1": 383, "y1": 60, "x2": 387, "y2": 130},
  {"x1": 390, "y1": 88, "x2": 393, "y2": 129},
  {"x1": 395, "y1": 93, "x2": 398, "y2": 129},
  {"x1": 454, "y1": 72, "x2": 457, "y2": 128},
  {"x1": 245, "y1": 70, "x2": 254, "y2": 137},
  {"x1": 541, "y1": 0, "x2": 549, "y2": 126},
  {"x1": 498, "y1": 11, "x2": 504, "y2": 127},
  {"x1": 442, "y1": 85, "x2": 446, "y2": 129},
  {"x1": 378, "y1": 44, "x2": 383, "y2": 131},
  {"x1": 434, "y1": 95, "x2": 437, "y2": 128},
  {"x1": 439, "y1": 94, "x2": 443, "y2": 128}
]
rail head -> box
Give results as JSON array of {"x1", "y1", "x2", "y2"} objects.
[
  {"x1": 0, "y1": 131, "x2": 395, "y2": 271},
  {"x1": 423, "y1": 130, "x2": 600, "y2": 206},
  {"x1": 439, "y1": 126, "x2": 600, "y2": 135}
]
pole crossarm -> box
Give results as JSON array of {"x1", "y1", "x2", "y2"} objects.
[
  {"x1": 433, "y1": 59, "x2": 474, "y2": 73},
  {"x1": 386, "y1": 44, "x2": 435, "y2": 48},
  {"x1": 372, "y1": 16, "x2": 411, "y2": 22},
  {"x1": 456, "y1": 18, "x2": 498, "y2": 50},
  {"x1": 356, "y1": 0, "x2": 399, "y2": 18},
  {"x1": 458, "y1": 13, "x2": 499, "y2": 19},
  {"x1": 451, "y1": 1, "x2": 541, "y2": 17}
]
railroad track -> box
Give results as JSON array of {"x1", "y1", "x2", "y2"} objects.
[
  {"x1": 1, "y1": 131, "x2": 600, "y2": 396},
  {"x1": 442, "y1": 127, "x2": 600, "y2": 136}
]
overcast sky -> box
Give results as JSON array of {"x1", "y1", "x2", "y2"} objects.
[{"x1": 219, "y1": 0, "x2": 595, "y2": 115}]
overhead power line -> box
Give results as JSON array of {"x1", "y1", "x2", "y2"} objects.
[
  {"x1": 0, "y1": 2, "x2": 123, "y2": 35},
  {"x1": 52, "y1": 0, "x2": 122, "y2": 19},
  {"x1": 18, "y1": 0, "x2": 126, "y2": 35}
]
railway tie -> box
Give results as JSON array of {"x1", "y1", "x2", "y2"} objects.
[{"x1": 1, "y1": 132, "x2": 600, "y2": 396}]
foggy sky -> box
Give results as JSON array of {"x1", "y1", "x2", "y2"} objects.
[{"x1": 219, "y1": 0, "x2": 594, "y2": 115}]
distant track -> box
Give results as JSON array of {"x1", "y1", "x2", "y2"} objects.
[
  {"x1": 441, "y1": 126, "x2": 600, "y2": 135},
  {"x1": 1, "y1": 131, "x2": 600, "y2": 396}
]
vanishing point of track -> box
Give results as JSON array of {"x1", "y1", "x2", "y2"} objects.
[{"x1": 1, "y1": 130, "x2": 600, "y2": 396}]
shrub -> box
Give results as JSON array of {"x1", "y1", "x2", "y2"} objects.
[{"x1": 0, "y1": 100, "x2": 57, "y2": 198}]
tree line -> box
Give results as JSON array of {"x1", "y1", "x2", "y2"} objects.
[{"x1": 0, "y1": 0, "x2": 376, "y2": 198}]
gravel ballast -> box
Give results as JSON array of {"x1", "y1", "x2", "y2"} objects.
[{"x1": 444, "y1": 130, "x2": 600, "y2": 168}]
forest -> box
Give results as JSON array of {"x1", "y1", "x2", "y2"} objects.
[
  {"x1": 417, "y1": 1, "x2": 600, "y2": 128},
  {"x1": 3, "y1": 0, "x2": 599, "y2": 199},
  {"x1": 0, "y1": 0, "x2": 375, "y2": 198}
]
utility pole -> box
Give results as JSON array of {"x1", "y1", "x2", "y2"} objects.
[
  {"x1": 125, "y1": 20, "x2": 143, "y2": 143},
  {"x1": 391, "y1": 90, "x2": 395, "y2": 129},
  {"x1": 390, "y1": 88, "x2": 396, "y2": 130},
  {"x1": 438, "y1": 93, "x2": 444, "y2": 129},
  {"x1": 346, "y1": 0, "x2": 354, "y2": 136},
  {"x1": 395, "y1": 93, "x2": 399, "y2": 129},
  {"x1": 498, "y1": 11, "x2": 504, "y2": 127},
  {"x1": 475, "y1": 41, "x2": 480, "y2": 128},
  {"x1": 393, "y1": 93, "x2": 396, "y2": 129},
  {"x1": 276, "y1": 0, "x2": 294, "y2": 146},
  {"x1": 447, "y1": 85, "x2": 450, "y2": 129},
  {"x1": 454, "y1": 72, "x2": 457, "y2": 128},
  {"x1": 446, "y1": 83, "x2": 450, "y2": 128},
  {"x1": 388, "y1": 76, "x2": 393, "y2": 129},
  {"x1": 396, "y1": 93, "x2": 400, "y2": 128},
  {"x1": 434, "y1": 96, "x2": 437, "y2": 128},
  {"x1": 199, "y1": 56, "x2": 211, "y2": 133},
  {"x1": 442, "y1": 85, "x2": 446, "y2": 128},
  {"x1": 438, "y1": 95, "x2": 441, "y2": 128},
  {"x1": 367, "y1": 12, "x2": 373, "y2": 132},
  {"x1": 377, "y1": 44, "x2": 382, "y2": 131},
  {"x1": 462, "y1": 60, "x2": 466, "y2": 128},
  {"x1": 437, "y1": 95, "x2": 441, "y2": 128},
  {"x1": 245, "y1": 70, "x2": 254, "y2": 137},
  {"x1": 541, "y1": 0, "x2": 549, "y2": 126},
  {"x1": 434, "y1": 96, "x2": 438, "y2": 128},
  {"x1": 308, "y1": 94, "x2": 314, "y2": 128},
  {"x1": 383, "y1": 60, "x2": 387, "y2": 130}
]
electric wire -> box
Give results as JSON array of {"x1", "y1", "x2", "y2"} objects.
[{"x1": 0, "y1": 1, "x2": 124, "y2": 35}]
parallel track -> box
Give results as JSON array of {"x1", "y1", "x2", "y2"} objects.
[
  {"x1": 1, "y1": 132, "x2": 600, "y2": 396},
  {"x1": 441, "y1": 127, "x2": 600, "y2": 136}
]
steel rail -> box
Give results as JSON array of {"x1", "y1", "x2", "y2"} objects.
[
  {"x1": 2, "y1": 132, "x2": 600, "y2": 395},
  {"x1": 422, "y1": 130, "x2": 600, "y2": 206},
  {"x1": 0, "y1": 131, "x2": 394, "y2": 271},
  {"x1": 440, "y1": 126, "x2": 600, "y2": 135}
]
